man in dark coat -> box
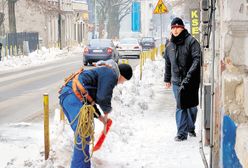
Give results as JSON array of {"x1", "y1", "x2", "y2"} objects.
[
  {"x1": 164, "y1": 17, "x2": 201, "y2": 141},
  {"x1": 59, "y1": 59, "x2": 133, "y2": 167}
]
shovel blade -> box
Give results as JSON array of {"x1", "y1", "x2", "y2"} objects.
[{"x1": 93, "y1": 118, "x2": 112, "y2": 151}]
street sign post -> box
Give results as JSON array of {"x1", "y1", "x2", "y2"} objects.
[{"x1": 153, "y1": 0, "x2": 169, "y2": 45}]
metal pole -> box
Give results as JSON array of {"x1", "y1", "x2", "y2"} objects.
[
  {"x1": 160, "y1": 14, "x2": 162, "y2": 45},
  {"x1": 210, "y1": 0, "x2": 216, "y2": 167},
  {"x1": 94, "y1": 0, "x2": 97, "y2": 39},
  {"x1": 58, "y1": 0, "x2": 62, "y2": 49},
  {"x1": 43, "y1": 93, "x2": 50, "y2": 160}
]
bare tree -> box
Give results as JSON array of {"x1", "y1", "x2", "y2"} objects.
[
  {"x1": 0, "y1": 0, "x2": 7, "y2": 36},
  {"x1": 107, "y1": 0, "x2": 131, "y2": 39},
  {"x1": 95, "y1": 0, "x2": 131, "y2": 39},
  {"x1": 8, "y1": 0, "x2": 17, "y2": 33},
  {"x1": 0, "y1": 12, "x2": 4, "y2": 35},
  {"x1": 96, "y1": 0, "x2": 109, "y2": 38},
  {"x1": 170, "y1": 0, "x2": 200, "y2": 20},
  {"x1": 26, "y1": 0, "x2": 60, "y2": 13}
]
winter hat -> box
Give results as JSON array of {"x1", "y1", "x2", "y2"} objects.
[
  {"x1": 171, "y1": 17, "x2": 185, "y2": 29},
  {"x1": 118, "y1": 64, "x2": 133, "y2": 80}
]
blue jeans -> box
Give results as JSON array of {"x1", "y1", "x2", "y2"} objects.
[
  {"x1": 172, "y1": 84, "x2": 198, "y2": 138},
  {"x1": 59, "y1": 88, "x2": 91, "y2": 168}
]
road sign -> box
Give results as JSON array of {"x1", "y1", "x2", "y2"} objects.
[{"x1": 153, "y1": 0, "x2": 168, "y2": 14}]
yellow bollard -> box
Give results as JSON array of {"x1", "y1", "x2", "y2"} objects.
[
  {"x1": 143, "y1": 52, "x2": 146, "y2": 65},
  {"x1": 160, "y1": 44, "x2": 165, "y2": 57},
  {"x1": 14, "y1": 45, "x2": 17, "y2": 56},
  {"x1": 155, "y1": 48, "x2": 158, "y2": 58},
  {"x1": 43, "y1": 93, "x2": 50, "y2": 160},
  {"x1": 5, "y1": 46, "x2": 8, "y2": 56},
  {"x1": 142, "y1": 52, "x2": 144, "y2": 64},
  {"x1": 10, "y1": 45, "x2": 12, "y2": 56},
  {"x1": 125, "y1": 59, "x2": 129, "y2": 64},
  {"x1": 152, "y1": 49, "x2": 155, "y2": 61},
  {"x1": 121, "y1": 59, "x2": 129, "y2": 64},
  {"x1": 140, "y1": 52, "x2": 143, "y2": 80},
  {"x1": 60, "y1": 107, "x2": 65, "y2": 121},
  {"x1": 2, "y1": 47, "x2": 4, "y2": 59},
  {"x1": 160, "y1": 44, "x2": 163, "y2": 55}
]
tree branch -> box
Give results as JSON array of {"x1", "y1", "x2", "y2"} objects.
[
  {"x1": 112, "y1": 0, "x2": 130, "y2": 7},
  {"x1": 118, "y1": 1, "x2": 131, "y2": 16},
  {"x1": 119, "y1": 7, "x2": 130, "y2": 22}
]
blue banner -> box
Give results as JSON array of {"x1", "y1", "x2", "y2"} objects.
[{"x1": 131, "y1": 2, "x2": 141, "y2": 32}]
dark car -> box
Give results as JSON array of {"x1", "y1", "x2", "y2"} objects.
[
  {"x1": 83, "y1": 39, "x2": 119, "y2": 66},
  {"x1": 140, "y1": 37, "x2": 155, "y2": 50}
]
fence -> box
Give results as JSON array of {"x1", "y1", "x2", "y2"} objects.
[{"x1": 0, "y1": 32, "x2": 39, "y2": 57}]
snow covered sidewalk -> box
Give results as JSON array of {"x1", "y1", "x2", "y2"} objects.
[
  {"x1": 93, "y1": 82, "x2": 204, "y2": 168},
  {"x1": 92, "y1": 59, "x2": 204, "y2": 168}
]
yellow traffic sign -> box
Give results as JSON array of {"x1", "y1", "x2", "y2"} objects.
[{"x1": 153, "y1": 0, "x2": 169, "y2": 14}]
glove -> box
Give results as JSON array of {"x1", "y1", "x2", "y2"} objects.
[
  {"x1": 180, "y1": 77, "x2": 190, "y2": 91},
  {"x1": 93, "y1": 104, "x2": 101, "y2": 118}
]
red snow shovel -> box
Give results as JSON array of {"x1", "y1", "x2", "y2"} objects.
[{"x1": 93, "y1": 118, "x2": 112, "y2": 151}]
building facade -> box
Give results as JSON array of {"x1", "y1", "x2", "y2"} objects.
[
  {"x1": 0, "y1": 0, "x2": 88, "y2": 49},
  {"x1": 200, "y1": 0, "x2": 248, "y2": 167}
]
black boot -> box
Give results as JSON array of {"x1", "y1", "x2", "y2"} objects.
[
  {"x1": 188, "y1": 131, "x2": 196, "y2": 137},
  {"x1": 174, "y1": 135, "x2": 187, "y2": 141}
]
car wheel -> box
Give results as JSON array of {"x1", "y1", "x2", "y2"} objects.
[{"x1": 84, "y1": 62, "x2": 88, "y2": 66}]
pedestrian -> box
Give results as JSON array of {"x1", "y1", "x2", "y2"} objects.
[
  {"x1": 59, "y1": 59, "x2": 133, "y2": 167},
  {"x1": 164, "y1": 17, "x2": 201, "y2": 141}
]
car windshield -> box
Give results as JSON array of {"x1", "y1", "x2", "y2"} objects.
[
  {"x1": 141, "y1": 38, "x2": 154, "y2": 42},
  {"x1": 119, "y1": 39, "x2": 138, "y2": 44},
  {"x1": 89, "y1": 39, "x2": 111, "y2": 48}
]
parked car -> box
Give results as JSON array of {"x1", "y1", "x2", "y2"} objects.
[
  {"x1": 83, "y1": 39, "x2": 119, "y2": 66},
  {"x1": 117, "y1": 38, "x2": 141, "y2": 59},
  {"x1": 140, "y1": 37, "x2": 155, "y2": 50}
]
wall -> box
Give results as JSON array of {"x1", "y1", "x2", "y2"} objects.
[
  {"x1": 218, "y1": 0, "x2": 248, "y2": 167},
  {"x1": 1, "y1": 0, "x2": 85, "y2": 48}
]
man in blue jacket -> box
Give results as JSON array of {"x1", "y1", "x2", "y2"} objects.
[{"x1": 59, "y1": 59, "x2": 133, "y2": 168}]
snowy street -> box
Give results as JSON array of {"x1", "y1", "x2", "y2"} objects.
[{"x1": 0, "y1": 49, "x2": 83, "y2": 123}]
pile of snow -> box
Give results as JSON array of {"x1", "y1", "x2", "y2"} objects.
[{"x1": 0, "y1": 46, "x2": 83, "y2": 71}]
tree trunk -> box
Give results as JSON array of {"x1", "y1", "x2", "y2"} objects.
[
  {"x1": 98, "y1": 8, "x2": 106, "y2": 38},
  {"x1": 0, "y1": 12, "x2": 5, "y2": 35},
  {"x1": 107, "y1": 6, "x2": 120, "y2": 39},
  {"x1": 8, "y1": 0, "x2": 17, "y2": 33},
  {"x1": 98, "y1": 22, "x2": 105, "y2": 38}
]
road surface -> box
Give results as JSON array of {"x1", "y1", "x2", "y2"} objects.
[{"x1": 0, "y1": 53, "x2": 139, "y2": 124}]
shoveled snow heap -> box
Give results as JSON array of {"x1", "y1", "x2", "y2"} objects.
[{"x1": 0, "y1": 46, "x2": 83, "y2": 71}]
